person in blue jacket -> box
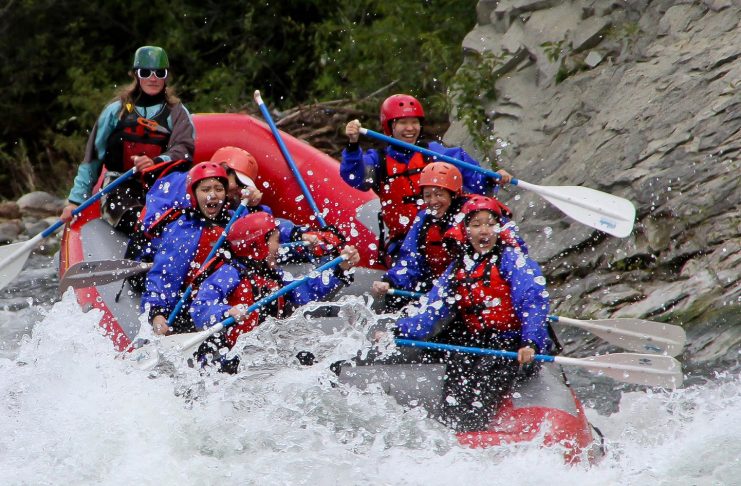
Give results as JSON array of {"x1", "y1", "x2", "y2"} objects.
[
  {"x1": 340, "y1": 93, "x2": 512, "y2": 263},
  {"x1": 142, "y1": 146, "x2": 264, "y2": 236},
  {"x1": 142, "y1": 161, "x2": 233, "y2": 335},
  {"x1": 60, "y1": 46, "x2": 195, "y2": 235},
  {"x1": 189, "y1": 212, "x2": 360, "y2": 358},
  {"x1": 137, "y1": 145, "x2": 344, "y2": 265},
  {"x1": 371, "y1": 162, "x2": 521, "y2": 311},
  {"x1": 376, "y1": 195, "x2": 551, "y2": 432}
]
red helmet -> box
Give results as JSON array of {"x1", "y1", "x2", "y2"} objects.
[
  {"x1": 210, "y1": 146, "x2": 259, "y2": 185},
  {"x1": 186, "y1": 162, "x2": 228, "y2": 209},
  {"x1": 228, "y1": 212, "x2": 278, "y2": 259},
  {"x1": 419, "y1": 162, "x2": 463, "y2": 194},
  {"x1": 462, "y1": 195, "x2": 504, "y2": 219},
  {"x1": 380, "y1": 94, "x2": 425, "y2": 135}
]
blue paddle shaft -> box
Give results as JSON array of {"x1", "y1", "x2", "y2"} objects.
[
  {"x1": 395, "y1": 338, "x2": 555, "y2": 363},
  {"x1": 256, "y1": 96, "x2": 327, "y2": 227},
  {"x1": 361, "y1": 128, "x2": 517, "y2": 186},
  {"x1": 43, "y1": 167, "x2": 139, "y2": 238},
  {"x1": 211, "y1": 255, "x2": 346, "y2": 332},
  {"x1": 280, "y1": 241, "x2": 310, "y2": 248},
  {"x1": 387, "y1": 288, "x2": 423, "y2": 299}
]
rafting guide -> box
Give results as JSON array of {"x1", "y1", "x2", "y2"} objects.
[{"x1": 60, "y1": 46, "x2": 195, "y2": 235}]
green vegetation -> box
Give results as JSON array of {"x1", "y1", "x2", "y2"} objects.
[
  {"x1": 448, "y1": 51, "x2": 508, "y2": 163},
  {"x1": 540, "y1": 39, "x2": 582, "y2": 84},
  {"x1": 0, "y1": 0, "x2": 478, "y2": 200}
]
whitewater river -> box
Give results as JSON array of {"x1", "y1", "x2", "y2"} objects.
[{"x1": 0, "y1": 256, "x2": 738, "y2": 485}]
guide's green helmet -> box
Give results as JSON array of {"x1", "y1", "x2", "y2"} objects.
[{"x1": 132, "y1": 46, "x2": 169, "y2": 69}]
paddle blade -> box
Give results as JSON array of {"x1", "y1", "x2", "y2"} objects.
[
  {"x1": 125, "y1": 330, "x2": 212, "y2": 371},
  {"x1": 553, "y1": 316, "x2": 686, "y2": 356},
  {"x1": 125, "y1": 331, "x2": 205, "y2": 371},
  {"x1": 0, "y1": 239, "x2": 37, "y2": 290},
  {"x1": 587, "y1": 318, "x2": 685, "y2": 356},
  {"x1": 124, "y1": 340, "x2": 162, "y2": 371},
  {"x1": 160, "y1": 330, "x2": 212, "y2": 355},
  {"x1": 519, "y1": 181, "x2": 636, "y2": 238},
  {"x1": 59, "y1": 259, "x2": 152, "y2": 290},
  {"x1": 559, "y1": 353, "x2": 683, "y2": 388}
]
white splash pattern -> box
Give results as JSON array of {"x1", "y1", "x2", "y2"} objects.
[{"x1": 0, "y1": 292, "x2": 739, "y2": 485}]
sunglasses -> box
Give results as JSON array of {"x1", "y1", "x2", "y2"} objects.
[{"x1": 136, "y1": 68, "x2": 168, "y2": 79}]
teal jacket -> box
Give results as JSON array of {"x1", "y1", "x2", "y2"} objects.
[{"x1": 67, "y1": 99, "x2": 195, "y2": 204}]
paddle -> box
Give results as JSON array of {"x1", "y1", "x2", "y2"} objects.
[
  {"x1": 395, "y1": 339, "x2": 683, "y2": 388},
  {"x1": 59, "y1": 259, "x2": 153, "y2": 291},
  {"x1": 254, "y1": 90, "x2": 328, "y2": 228},
  {"x1": 129, "y1": 255, "x2": 348, "y2": 371},
  {"x1": 360, "y1": 128, "x2": 636, "y2": 238},
  {"x1": 0, "y1": 167, "x2": 138, "y2": 290},
  {"x1": 547, "y1": 315, "x2": 686, "y2": 357},
  {"x1": 386, "y1": 288, "x2": 685, "y2": 356},
  {"x1": 386, "y1": 288, "x2": 424, "y2": 299},
  {"x1": 58, "y1": 240, "x2": 313, "y2": 291}
]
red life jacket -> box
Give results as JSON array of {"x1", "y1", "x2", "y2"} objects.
[
  {"x1": 225, "y1": 271, "x2": 285, "y2": 347},
  {"x1": 144, "y1": 206, "x2": 183, "y2": 239},
  {"x1": 378, "y1": 152, "x2": 427, "y2": 243},
  {"x1": 454, "y1": 254, "x2": 521, "y2": 334},
  {"x1": 418, "y1": 195, "x2": 470, "y2": 277},
  {"x1": 420, "y1": 221, "x2": 454, "y2": 277},
  {"x1": 183, "y1": 225, "x2": 224, "y2": 286},
  {"x1": 104, "y1": 104, "x2": 171, "y2": 172}
]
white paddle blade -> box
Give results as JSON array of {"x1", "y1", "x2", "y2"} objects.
[
  {"x1": 557, "y1": 353, "x2": 683, "y2": 388},
  {"x1": 517, "y1": 181, "x2": 636, "y2": 238},
  {"x1": 0, "y1": 236, "x2": 41, "y2": 290},
  {"x1": 125, "y1": 329, "x2": 215, "y2": 371},
  {"x1": 554, "y1": 316, "x2": 687, "y2": 356},
  {"x1": 589, "y1": 318, "x2": 685, "y2": 356},
  {"x1": 125, "y1": 343, "x2": 162, "y2": 371},
  {"x1": 160, "y1": 330, "x2": 214, "y2": 355}
]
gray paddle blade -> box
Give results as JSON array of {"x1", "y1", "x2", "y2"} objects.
[
  {"x1": 59, "y1": 259, "x2": 152, "y2": 290},
  {"x1": 557, "y1": 352, "x2": 684, "y2": 388},
  {"x1": 552, "y1": 316, "x2": 687, "y2": 356}
]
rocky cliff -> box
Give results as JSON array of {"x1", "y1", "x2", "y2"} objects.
[{"x1": 446, "y1": 0, "x2": 740, "y2": 361}]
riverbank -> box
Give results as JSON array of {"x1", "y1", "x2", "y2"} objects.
[{"x1": 0, "y1": 191, "x2": 66, "y2": 253}]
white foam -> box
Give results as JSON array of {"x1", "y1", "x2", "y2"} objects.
[{"x1": 0, "y1": 291, "x2": 739, "y2": 484}]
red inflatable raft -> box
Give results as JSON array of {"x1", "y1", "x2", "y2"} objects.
[{"x1": 58, "y1": 112, "x2": 604, "y2": 462}]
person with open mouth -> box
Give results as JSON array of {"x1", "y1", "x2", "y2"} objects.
[
  {"x1": 372, "y1": 162, "x2": 521, "y2": 311},
  {"x1": 373, "y1": 195, "x2": 552, "y2": 433},
  {"x1": 142, "y1": 162, "x2": 232, "y2": 336}
]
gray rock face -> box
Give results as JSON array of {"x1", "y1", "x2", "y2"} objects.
[{"x1": 452, "y1": 1, "x2": 740, "y2": 348}]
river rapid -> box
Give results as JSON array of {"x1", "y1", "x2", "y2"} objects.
[{"x1": 0, "y1": 256, "x2": 739, "y2": 485}]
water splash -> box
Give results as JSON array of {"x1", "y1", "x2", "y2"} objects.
[{"x1": 0, "y1": 292, "x2": 739, "y2": 484}]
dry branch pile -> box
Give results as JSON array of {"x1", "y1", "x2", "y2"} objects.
[{"x1": 239, "y1": 98, "x2": 450, "y2": 161}]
